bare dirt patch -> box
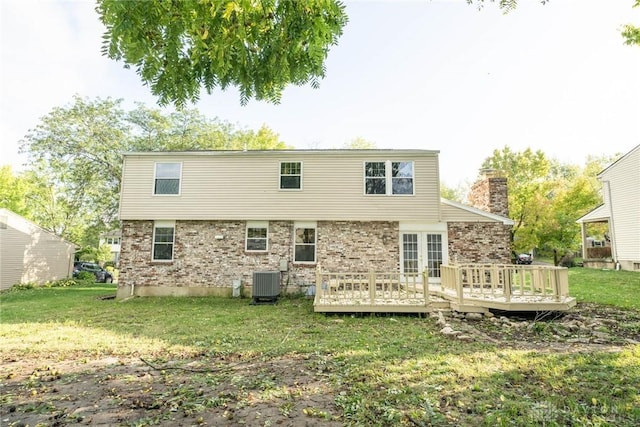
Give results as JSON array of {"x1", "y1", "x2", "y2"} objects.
[{"x1": 1, "y1": 353, "x2": 342, "y2": 427}]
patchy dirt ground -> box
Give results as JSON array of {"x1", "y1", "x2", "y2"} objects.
[{"x1": 1, "y1": 303, "x2": 638, "y2": 427}]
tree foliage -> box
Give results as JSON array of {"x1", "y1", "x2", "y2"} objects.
[
  {"x1": 19, "y1": 95, "x2": 290, "y2": 246},
  {"x1": 622, "y1": 0, "x2": 640, "y2": 46},
  {"x1": 97, "y1": 0, "x2": 348, "y2": 107},
  {"x1": 338, "y1": 137, "x2": 377, "y2": 149},
  {"x1": 0, "y1": 166, "x2": 32, "y2": 217},
  {"x1": 440, "y1": 182, "x2": 466, "y2": 203},
  {"x1": 478, "y1": 147, "x2": 607, "y2": 263}
]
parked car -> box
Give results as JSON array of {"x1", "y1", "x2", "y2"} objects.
[
  {"x1": 73, "y1": 262, "x2": 113, "y2": 283},
  {"x1": 515, "y1": 253, "x2": 533, "y2": 265}
]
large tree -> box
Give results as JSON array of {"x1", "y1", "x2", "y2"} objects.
[
  {"x1": 97, "y1": 1, "x2": 639, "y2": 108},
  {"x1": 479, "y1": 147, "x2": 611, "y2": 263},
  {"x1": 97, "y1": 0, "x2": 349, "y2": 106},
  {"x1": 19, "y1": 95, "x2": 290, "y2": 246}
]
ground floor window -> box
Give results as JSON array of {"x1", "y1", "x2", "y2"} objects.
[
  {"x1": 294, "y1": 221, "x2": 316, "y2": 263},
  {"x1": 246, "y1": 221, "x2": 268, "y2": 251},
  {"x1": 153, "y1": 220, "x2": 175, "y2": 261}
]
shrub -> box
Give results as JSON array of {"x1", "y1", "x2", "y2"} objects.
[
  {"x1": 11, "y1": 282, "x2": 37, "y2": 291},
  {"x1": 75, "y1": 271, "x2": 96, "y2": 282}
]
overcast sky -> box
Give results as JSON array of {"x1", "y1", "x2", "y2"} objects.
[{"x1": 1, "y1": 0, "x2": 639, "y2": 188}]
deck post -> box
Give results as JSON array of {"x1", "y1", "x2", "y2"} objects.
[
  {"x1": 504, "y1": 267, "x2": 512, "y2": 303},
  {"x1": 456, "y1": 265, "x2": 464, "y2": 305},
  {"x1": 422, "y1": 268, "x2": 429, "y2": 307},
  {"x1": 315, "y1": 269, "x2": 322, "y2": 304},
  {"x1": 369, "y1": 271, "x2": 375, "y2": 305},
  {"x1": 553, "y1": 268, "x2": 561, "y2": 302}
]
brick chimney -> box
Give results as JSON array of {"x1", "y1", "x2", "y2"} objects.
[{"x1": 467, "y1": 169, "x2": 509, "y2": 218}]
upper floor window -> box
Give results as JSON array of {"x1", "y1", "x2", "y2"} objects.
[
  {"x1": 246, "y1": 221, "x2": 268, "y2": 252},
  {"x1": 294, "y1": 221, "x2": 316, "y2": 263},
  {"x1": 391, "y1": 161, "x2": 414, "y2": 195},
  {"x1": 364, "y1": 161, "x2": 414, "y2": 195},
  {"x1": 153, "y1": 220, "x2": 175, "y2": 261},
  {"x1": 154, "y1": 163, "x2": 181, "y2": 195},
  {"x1": 280, "y1": 162, "x2": 302, "y2": 190},
  {"x1": 365, "y1": 162, "x2": 386, "y2": 194}
]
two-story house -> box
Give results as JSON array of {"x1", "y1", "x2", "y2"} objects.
[
  {"x1": 116, "y1": 150, "x2": 514, "y2": 299},
  {"x1": 577, "y1": 144, "x2": 640, "y2": 271}
]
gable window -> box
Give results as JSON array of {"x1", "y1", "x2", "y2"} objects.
[
  {"x1": 364, "y1": 161, "x2": 414, "y2": 195},
  {"x1": 294, "y1": 221, "x2": 316, "y2": 263},
  {"x1": 246, "y1": 221, "x2": 268, "y2": 252},
  {"x1": 153, "y1": 221, "x2": 175, "y2": 261},
  {"x1": 280, "y1": 162, "x2": 302, "y2": 190},
  {"x1": 154, "y1": 163, "x2": 181, "y2": 195}
]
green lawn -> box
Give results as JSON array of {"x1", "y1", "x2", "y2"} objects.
[
  {"x1": 1, "y1": 268, "x2": 639, "y2": 426},
  {"x1": 568, "y1": 267, "x2": 640, "y2": 310}
]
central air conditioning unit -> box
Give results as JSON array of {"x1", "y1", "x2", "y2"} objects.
[{"x1": 251, "y1": 271, "x2": 280, "y2": 304}]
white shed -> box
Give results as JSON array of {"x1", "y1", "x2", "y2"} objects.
[{"x1": 0, "y1": 208, "x2": 77, "y2": 290}]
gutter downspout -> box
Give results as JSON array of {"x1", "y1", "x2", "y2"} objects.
[{"x1": 603, "y1": 180, "x2": 619, "y2": 269}]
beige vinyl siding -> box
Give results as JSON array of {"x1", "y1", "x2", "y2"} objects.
[
  {"x1": 119, "y1": 151, "x2": 441, "y2": 221},
  {"x1": 0, "y1": 209, "x2": 76, "y2": 289},
  {"x1": 600, "y1": 146, "x2": 640, "y2": 262}
]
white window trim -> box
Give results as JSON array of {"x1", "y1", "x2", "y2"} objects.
[
  {"x1": 153, "y1": 162, "x2": 182, "y2": 196},
  {"x1": 246, "y1": 221, "x2": 269, "y2": 252},
  {"x1": 279, "y1": 161, "x2": 303, "y2": 191},
  {"x1": 293, "y1": 221, "x2": 317, "y2": 264},
  {"x1": 363, "y1": 160, "x2": 415, "y2": 196},
  {"x1": 152, "y1": 220, "x2": 175, "y2": 262}
]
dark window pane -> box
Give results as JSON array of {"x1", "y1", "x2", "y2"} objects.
[
  {"x1": 280, "y1": 176, "x2": 301, "y2": 189},
  {"x1": 247, "y1": 239, "x2": 267, "y2": 251},
  {"x1": 155, "y1": 179, "x2": 180, "y2": 194},
  {"x1": 366, "y1": 178, "x2": 386, "y2": 194},
  {"x1": 365, "y1": 162, "x2": 386, "y2": 177},
  {"x1": 281, "y1": 162, "x2": 301, "y2": 175},
  {"x1": 154, "y1": 227, "x2": 174, "y2": 243},
  {"x1": 247, "y1": 228, "x2": 267, "y2": 239},
  {"x1": 295, "y1": 244, "x2": 315, "y2": 262},
  {"x1": 153, "y1": 243, "x2": 173, "y2": 260},
  {"x1": 392, "y1": 178, "x2": 413, "y2": 194}
]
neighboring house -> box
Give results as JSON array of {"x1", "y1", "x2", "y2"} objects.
[
  {"x1": 99, "y1": 229, "x2": 122, "y2": 266},
  {"x1": 0, "y1": 208, "x2": 77, "y2": 290},
  {"x1": 577, "y1": 144, "x2": 640, "y2": 271},
  {"x1": 117, "y1": 150, "x2": 514, "y2": 299}
]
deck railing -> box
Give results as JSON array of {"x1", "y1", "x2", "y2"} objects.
[
  {"x1": 314, "y1": 271, "x2": 429, "y2": 307},
  {"x1": 440, "y1": 264, "x2": 570, "y2": 304}
]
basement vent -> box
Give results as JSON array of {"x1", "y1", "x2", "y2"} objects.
[{"x1": 251, "y1": 271, "x2": 280, "y2": 304}]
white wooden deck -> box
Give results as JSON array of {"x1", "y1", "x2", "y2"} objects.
[{"x1": 313, "y1": 265, "x2": 577, "y2": 314}]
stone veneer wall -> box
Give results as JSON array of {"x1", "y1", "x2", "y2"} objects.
[
  {"x1": 467, "y1": 176, "x2": 509, "y2": 218},
  {"x1": 447, "y1": 222, "x2": 512, "y2": 264},
  {"x1": 117, "y1": 219, "x2": 399, "y2": 298}
]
